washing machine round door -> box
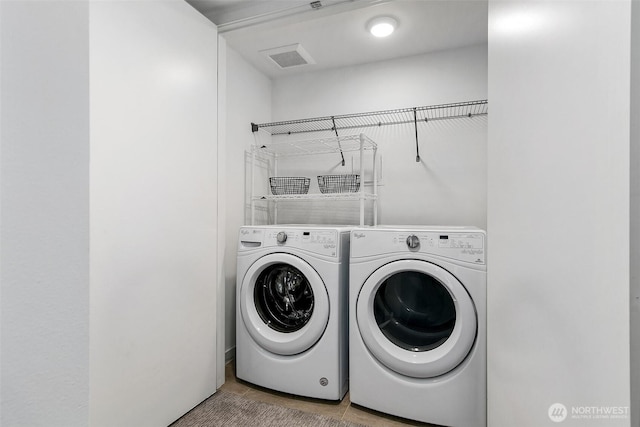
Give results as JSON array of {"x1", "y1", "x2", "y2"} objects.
[
  {"x1": 240, "y1": 253, "x2": 329, "y2": 356},
  {"x1": 356, "y1": 259, "x2": 476, "y2": 378}
]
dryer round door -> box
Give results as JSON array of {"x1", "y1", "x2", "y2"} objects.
[
  {"x1": 356, "y1": 259, "x2": 476, "y2": 378},
  {"x1": 240, "y1": 253, "x2": 329, "y2": 356}
]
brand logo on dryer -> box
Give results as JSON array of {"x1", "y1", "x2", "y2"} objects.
[
  {"x1": 353, "y1": 232, "x2": 366, "y2": 239},
  {"x1": 240, "y1": 229, "x2": 260, "y2": 236}
]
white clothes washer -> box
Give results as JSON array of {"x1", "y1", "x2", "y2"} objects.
[
  {"x1": 349, "y1": 226, "x2": 486, "y2": 427},
  {"x1": 236, "y1": 225, "x2": 350, "y2": 400}
]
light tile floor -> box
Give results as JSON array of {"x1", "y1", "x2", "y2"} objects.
[{"x1": 221, "y1": 361, "x2": 437, "y2": 427}]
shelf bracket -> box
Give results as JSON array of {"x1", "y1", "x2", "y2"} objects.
[
  {"x1": 414, "y1": 108, "x2": 420, "y2": 162},
  {"x1": 331, "y1": 116, "x2": 346, "y2": 166}
]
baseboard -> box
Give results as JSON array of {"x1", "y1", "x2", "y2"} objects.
[{"x1": 225, "y1": 346, "x2": 236, "y2": 363}]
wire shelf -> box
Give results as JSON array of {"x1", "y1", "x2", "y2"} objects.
[
  {"x1": 252, "y1": 100, "x2": 488, "y2": 136},
  {"x1": 253, "y1": 193, "x2": 378, "y2": 202},
  {"x1": 249, "y1": 133, "x2": 379, "y2": 226},
  {"x1": 254, "y1": 134, "x2": 377, "y2": 157}
]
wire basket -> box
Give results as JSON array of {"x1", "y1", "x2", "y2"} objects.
[
  {"x1": 317, "y1": 174, "x2": 361, "y2": 194},
  {"x1": 269, "y1": 177, "x2": 310, "y2": 195}
]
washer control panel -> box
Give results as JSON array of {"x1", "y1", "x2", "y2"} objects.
[
  {"x1": 351, "y1": 228, "x2": 485, "y2": 264},
  {"x1": 239, "y1": 227, "x2": 339, "y2": 258}
]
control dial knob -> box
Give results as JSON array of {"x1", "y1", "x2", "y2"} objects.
[
  {"x1": 276, "y1": 231, "x2": 288, "y2": 244},
  {"x1": 406, "y1": 234, "x2": 420, "y2": 249}
]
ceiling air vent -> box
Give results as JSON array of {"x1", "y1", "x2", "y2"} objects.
[{"x1": 260, "y1": 44, "x2": 316, "y2": 69}]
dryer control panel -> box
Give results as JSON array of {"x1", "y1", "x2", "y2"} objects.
[
  {"x1": 351, "y1": 228, "x2": 486, "y2": 265},
  {"x1": 239, "y1": 227, "x2": 340, "y2": 258}
]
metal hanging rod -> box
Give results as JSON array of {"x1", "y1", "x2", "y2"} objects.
[
  {"x1": 414, "y1": 107, "x2": 420, "y2": 162},
  {"x1": 331, "y1": 116, "x2": 346, "y2": 166},
  {"x1": 251, "y1": 100, "x2": 488, "y2": 136}
]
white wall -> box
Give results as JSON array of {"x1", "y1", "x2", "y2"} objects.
[
  {"x1": 488, "y1": 1, "x2": 631, "y2": 426},
  {"x1": 89, "y1": 2, "x2": 219, "y2": 426},
  {"x1": 1, "y1": 2, "x2": 90, "y2": 426},
  {"x1": 270, "y1": 45, "x2": 488, "y2": 227},
  {"x1": 1, "y1": 1, "x2": 222, "y2": 426},
  {"x1": 223, "y1": 44, "x2": 272, "y2": 358},
  {"x1": 1, "y1": 5, "x2": 3, "y2": 422},
  {"x1": 273, "y1": 45, "x2": 487, "y2": 117},
  {"x1": 631, "y1": 0, "x2": 639, "y2": 425}
]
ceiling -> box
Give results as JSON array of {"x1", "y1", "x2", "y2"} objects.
[{"x1": 186, "y1": 0, "x2": 488, "y2": 79}]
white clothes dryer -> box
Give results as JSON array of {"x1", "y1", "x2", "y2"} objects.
[
  {"x1": 236, "y1": 225, "x2": 350, "y2": 400},
  {"x1": 349, "y1": 227, "x2": 486, "y2": 427}
]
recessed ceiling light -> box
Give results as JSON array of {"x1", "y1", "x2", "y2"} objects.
[{"x1": 367, "y1": 16, "x2": 398, "y2": 38}]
